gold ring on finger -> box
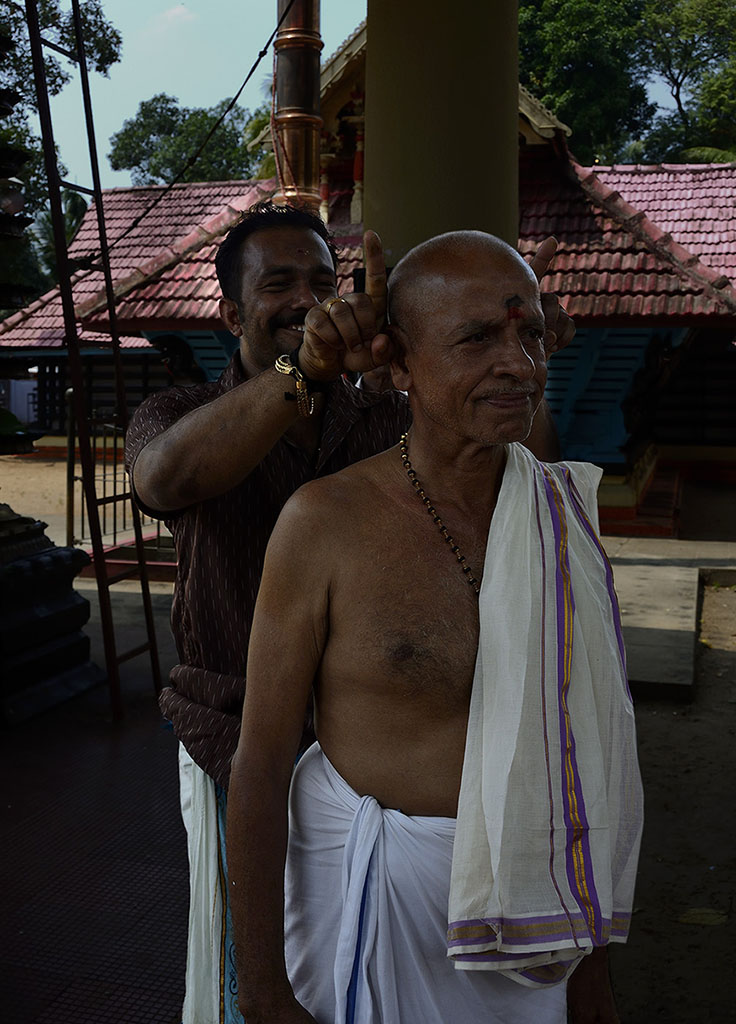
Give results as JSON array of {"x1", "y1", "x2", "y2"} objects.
[{"x1": 324, "y1": 296, "x2": 349, "y2": 314}]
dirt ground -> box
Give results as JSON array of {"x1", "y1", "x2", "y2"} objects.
[
  {"x1": 2, "y1": 453, "x2": 735, "y2": 1021},
  {"x1": 0, "y1": 454, "x2": 139, "y2": 547},
  {"x1": 1, "y1": 455, "x2": 70, "y2": 545}
]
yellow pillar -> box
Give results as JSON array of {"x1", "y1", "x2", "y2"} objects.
[{"x1": 364, "y1": 0, "x2": 519, "y2": 262}]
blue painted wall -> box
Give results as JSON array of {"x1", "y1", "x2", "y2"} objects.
[
  {"x1": 144, "y1": 330, "x2": 238, "y2": 380},
  {"x1": 545, "y1": 327, "x2": 688, "y2": 465}
]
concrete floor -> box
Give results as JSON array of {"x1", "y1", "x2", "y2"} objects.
[
  {"x1": 2, "y1": 533, "x2": 736, "y2": 1023},
  {"x1": 605, "y1": 535, "x2": 736, "y2": 696},
  {"x1": 1, "y1": 582, "x2": 185, "y2": 1024}
]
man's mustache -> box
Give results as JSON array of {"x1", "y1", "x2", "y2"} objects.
[{"x1": 270, "y1": 314, "x2": 306, "y2": 331}]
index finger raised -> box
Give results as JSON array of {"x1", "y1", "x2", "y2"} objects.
[
  {"x1": 527, "y1": 235, "x2": 558, "y2": 283},
  {"x1": 363, "y1": 229, "x2": 387, "y2": 327}
]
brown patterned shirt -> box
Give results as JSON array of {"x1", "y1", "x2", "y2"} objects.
[{"x1": 125, "y1": 354, "x2": 411, "y2": 788}]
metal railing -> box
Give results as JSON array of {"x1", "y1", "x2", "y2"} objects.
[{"x1": 65, "y1": 390, "x2": 167, "y2": 550}]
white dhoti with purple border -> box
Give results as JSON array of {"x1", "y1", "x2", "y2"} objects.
[{"x1": 448, "y1": 444, "x2": 644, "y2": 986}]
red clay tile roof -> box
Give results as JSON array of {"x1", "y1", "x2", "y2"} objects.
[
  {"x1": 0, "y1": 179, "x2": 273, "y2": 349},
  {"x1": 71, "y1": 179, "x2": 273, "y2": 268},
  {"x1": 74, "y1": 179, "x2": 273, "y2": 321},
  {"x1": 519, "y1": 147, "x2": 736, "y2": 322},
  {"x1": 4, "y1": 156, "x2": 736, "y2": 352},
  {"x1": 86, "y1": 239, "x2": 225, "y2": 332},
  {"x1": 104, "y1": 153, "x2": 736, "y2": 329},
  {"x1": 592, "y1": 163, "x2": 736, "y2": 283},
  {"x1": 85, "y1": 228, "x2": 363, "y2": 332},
  {"x1": 0, "y1": 280, "x2": 145, "y2": 350}
]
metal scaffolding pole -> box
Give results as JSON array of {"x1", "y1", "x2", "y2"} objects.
[{"x1": 25, "y1": 0, "x2": 161, "y2": 718}]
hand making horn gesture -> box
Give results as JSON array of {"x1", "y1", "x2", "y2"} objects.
[
  {"x1": 526, "y1": 236, "x2": 575, "y2": 356},
  {"x1": 298, "y1": 230, "x2": 574, "y2": 384},
  {"x1": 298, "y1": 230, "x2": 392, "y2": 382}
]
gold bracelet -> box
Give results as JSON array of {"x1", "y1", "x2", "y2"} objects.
[{"x1": 274, "y1": 353, "x2": 315, "y2": 417}]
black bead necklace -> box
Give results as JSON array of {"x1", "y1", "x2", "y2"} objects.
[{"x1": 399, "y1": 433, "x2": 481, "y2": 595}]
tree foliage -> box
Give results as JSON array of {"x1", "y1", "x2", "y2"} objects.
[
  {"x1": 107, "y1": 95, "x2": 271, "y2": 187},
  {"x1": 638, "y1": 0, "x2": 736, "y2": 160},
  {"x1": 2, "y1": 0, "x2": 121, "y2": 111},
  {"x1": 639, "y1": 0, "x2": 736, "y2": 129},
  {"x1": 519, "y1": 0, "x2": 655, "y2": 164},
  {"x1": 2, "y1": 120, "x2": 61, "y2": 214},
  {"x1": 244, "y1": 103, "x2": 277, "y2": 179},
  {"x1": 0, "y1": 234, "x2": 50, "y2": 320},
  {"x1": 0, "y1": 2, "x2": 120, "y2": 310},
  {"x1": 1, "y1": 0, "x2": 122, "y2": 213},
  {"x1": 519, "y1": 0, "x2": 736, "y2": 163},
  {"x1": 33, "y1": 189, "x2": 89, "y2": 281},
  {"x1": 680, "y1": 56, "x2": 736, "y2": 160}
]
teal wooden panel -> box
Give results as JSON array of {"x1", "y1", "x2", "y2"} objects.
[
  {"x1": 544, "y1": 332, "x2": 600, "y2": 438},
  {"x1": 145, "y1": 331, "x2": 237, "y2": 381},
  {"x1": 545, "y1": 328, "x2": 687, "y2": 465},
  {"x1": 181, "y1": 331, "x2": 233, "y2": 380}
]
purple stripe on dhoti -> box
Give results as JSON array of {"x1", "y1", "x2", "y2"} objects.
[
  {"x1": 541, "y1": 467, "x2": 604, "y2": 946},
  {"x1": 561, "y1": 469, "x2": 629, "y2": 695}
]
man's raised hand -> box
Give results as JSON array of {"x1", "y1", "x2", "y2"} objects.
[
  {"x1": 527, "y1": 235, "x2": 575, "y2": 356},
  {"x1": 363, "y1": 229, "x2": 388, "y2": 329},
  {"x1": 298, "y1": 231, "x2": 392, "y2": 382}
]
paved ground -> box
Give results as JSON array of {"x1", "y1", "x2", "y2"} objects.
[
  {"x1": 1, "y1": 592, "x2": 186, "y2": 1024},
  {"x1": 4, "y1": 569, "x2": 734, "y2": 1023},
  {"x1": 2, "y1": 456, "x2": 735, "y2": 1021},
  {"x1": 610, "y1": 582, "x2": 736, "y2": 1023}
]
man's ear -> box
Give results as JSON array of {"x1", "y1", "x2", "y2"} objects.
[
  {"x1": 388, "y1": 324, "x2": 412, "y2": 391},
  {"x1": 219, "y1": 297, "x2": 243, "y2": 337}
]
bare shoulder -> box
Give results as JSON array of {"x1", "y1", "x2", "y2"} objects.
[
  {"x1": 266, "y1": 448, "x2": 398, "y2": 583},
  {"x1": 280, "y1": 446, "x2": 398, "y2": 527}
]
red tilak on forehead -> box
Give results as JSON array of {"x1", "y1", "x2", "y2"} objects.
[{"x1": 505, "y1": 295, "x2": 524, "y2": 320}]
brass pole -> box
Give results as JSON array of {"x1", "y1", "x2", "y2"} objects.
[{"x1": 272, "y1": 0, "x2": 323, "y2": 210}]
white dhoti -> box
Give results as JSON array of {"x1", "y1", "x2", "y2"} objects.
[
  {"x1": 179, "y1": 743, "x2": 242, "y2": 1024},
  {"x1": 448, "y1": 445, "x2": 644, "y2": 986},
  {"x1": 285, "y1": 744, "x2": 567, "y2": 1024}
]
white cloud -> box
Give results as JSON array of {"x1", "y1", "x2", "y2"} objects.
[{"x1": 154, "y1": 5, "x2": 197, "y2": 31}]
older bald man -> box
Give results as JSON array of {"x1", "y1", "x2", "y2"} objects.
[{"x1": 226, "y1": 231, "x2": 643, "y2": 1024}]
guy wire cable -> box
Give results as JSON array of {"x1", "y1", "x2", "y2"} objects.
[{"x1": 71, "y1": 0, "x2": 298, "y2": 266}]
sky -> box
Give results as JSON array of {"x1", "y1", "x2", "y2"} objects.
[
  {"x1": 46, "y1": 0, "x2": 368, "y2": 189},
  {"x1": 44, "y1": 1, "x2": 673, "y2": 191}
]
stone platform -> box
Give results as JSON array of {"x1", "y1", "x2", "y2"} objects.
[{"x1": 603, "y1": 536, "x2": 736, "y2": 697}]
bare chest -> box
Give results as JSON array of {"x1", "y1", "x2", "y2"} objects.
[{"x1": 322, "y1": 507, "x2": 485, "y2": 708}]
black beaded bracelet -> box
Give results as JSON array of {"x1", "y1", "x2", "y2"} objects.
[{"x1": 289, "y1": 343, "x2": 332, "y2": 394}]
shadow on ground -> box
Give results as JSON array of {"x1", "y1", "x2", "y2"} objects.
[
  {"x1": 1, "y1": 584, "x2": 186, "y2": 1024},
  {"x1": 2, "y1": 574, "x2": 734, "y2": 1022}
]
